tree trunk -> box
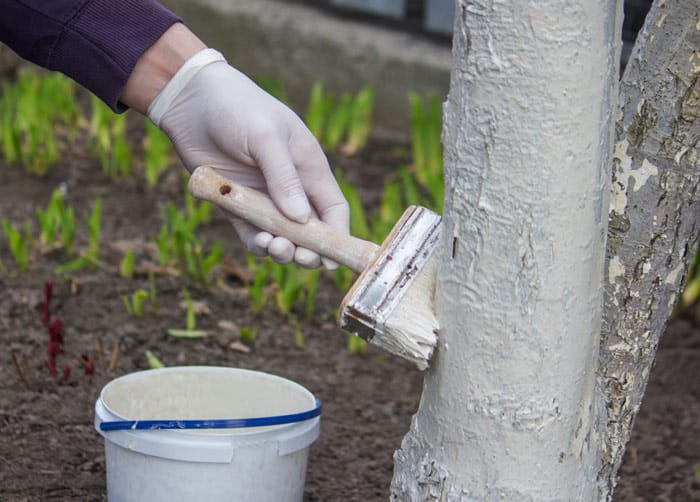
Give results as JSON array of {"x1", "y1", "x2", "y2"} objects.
[
  {"x1": 391, "y1": 1, "x2": 622, "y2": 499},
  {"x1": 598, "y1": 1, "x2": 700, "y2": 499}
]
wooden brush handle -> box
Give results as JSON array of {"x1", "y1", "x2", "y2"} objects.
[{"x1": 188, "y1": 165, "x2": 378, "y2": 273}]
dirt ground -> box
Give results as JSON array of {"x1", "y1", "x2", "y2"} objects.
[{"x1": 0, "y1": 115, "x2": 699, "y2": 502}]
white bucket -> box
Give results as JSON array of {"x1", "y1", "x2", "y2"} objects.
[{"x1": 94, "y1": 366, "x2": 320, "y2": 502}]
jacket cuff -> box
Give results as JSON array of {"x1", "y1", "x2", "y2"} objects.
[{"x1": 48, "y1": 0, "x2": 181, "y2": 112}]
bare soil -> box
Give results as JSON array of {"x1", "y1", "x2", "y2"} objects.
[{"x1": 0, "y1": 116, "x2": 698, "y2": 501}]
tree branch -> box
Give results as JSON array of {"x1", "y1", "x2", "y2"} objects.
[{"x1": 598, "y1": 1, "x2": 700, "y2": 499}]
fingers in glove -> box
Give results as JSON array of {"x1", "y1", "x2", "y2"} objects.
[
  {"x1": 268, "y1": 237, "x2": 295, "y2": 264},
  {"x1": 291, "y1": 131, "x2": 350, "y2": 270},
  {"x1": 235, "y1": 221, "x2": 294, "y2": 265},
  {"x1": 248, "y1": 127, "x2": 311, "y2": 224},
  {"x1": 231, "y1": 212, "x2": 324, "y2": 268},
  {"x1": 250, "y1": 232, "x2": 274, "y2": 256},
  {"x1": 294, "y1": 247, "x2": 322, "y2": 269},
  {"x1": 290, "y1": 205, "x2": 323, "y2": 269},
  {"x1": 268, "y1": 206, "x2": 323, "y2": 268},
  {"x1": 231, "y1": 219, "x2": 270, "y2": 256}
]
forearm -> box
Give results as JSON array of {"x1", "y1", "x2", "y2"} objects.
[
  {"x1": 120, "y1": 23, "x2": 207, "y2": 115},
  {"x1": 0, "y1": 0, "x2": 181, "y2": 111}
]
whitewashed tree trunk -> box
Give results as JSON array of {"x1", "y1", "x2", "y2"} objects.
[
  {"x1": 599, "y1": 1, "x2": 700, "y2": 499},
  {"x1": 391, "y1": 1, "x2": 622, "y2": 499}
]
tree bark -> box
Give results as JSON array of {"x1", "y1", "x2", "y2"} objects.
[
  {"x1": 391, "y1": 1, "x2": 622, "y2": 499},
  {"x1": 598, "y1": 1, "x2": 700, "y2": 499}
]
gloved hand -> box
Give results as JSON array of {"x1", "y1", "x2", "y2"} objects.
[{"x1": 148, "y1": 49, "x2": 349, "y2": 269}]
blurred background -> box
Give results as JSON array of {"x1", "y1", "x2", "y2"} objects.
[{"x1": 155, "y1": 0, "x2": 652, "y2": 136}]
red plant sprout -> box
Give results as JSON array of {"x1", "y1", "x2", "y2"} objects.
[
  {"x1": 82, "y1": 354, "x2": 95, "y2": 380},
  {"x1": 45, "y1": 317, "x2": 65, "y2": 381},
  {"x1": 48, "y1": 318, "x2": 64, "y2": 353},
  {"x1": 45, "y1": 358, "x2": 57, "y2": 377},
  {"x1": 36, "y1": 281, "x2": 90, "y2": 387},
  {"x1": 47, "y1": 340, "x2": 58, "y2": 360},
  {"x1": 60, "y1": 365, "x2": 71, "y2": 385},
  {"x1": 39, "y1": 280, "x2": 72, "y2": 385}
]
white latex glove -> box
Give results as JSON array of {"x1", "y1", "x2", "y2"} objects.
[{"x1": 148, "y1": 49, "x2": 349, "y2": 269}]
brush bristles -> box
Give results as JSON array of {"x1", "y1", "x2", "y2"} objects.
[{"x1": 370, "y1": 257, "x2": 438, "y2": 370}]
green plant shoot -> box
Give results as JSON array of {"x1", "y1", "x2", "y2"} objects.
[
  {"x1": 184, "y1": 184, "x2": 213, "y2": 225},
  {"x1": 239, "y1": 326, "x2": 259, "y2": 344},
  {"x1": 88, "y1": 95, "x2": 133, "y2": 176},
  {"x1": 87, "y1": 198, "x2": 102, "y2": 262},
  {"x1": 185, "y1": 288, "x2": 196, "y2": 330},
  {"x1": 347, "y1": 333, "x2": 368, "y2": 355},
  {"x1": 408, "y1": 92, "x2": 444, "y2": 211},
  {"x1": 167, "y1": 289, "x2": 207, "y2": 338},
  {"x1": 55, "y1": 197, "x2": 102, "y2": 273},
  {"x1": 399, "y1": 167, "x2": 422, "y2": 207},
  {"x1": 36, "y1": 188, "x2": 75, "y2": 253},
  {"x1": 145, "y1": 350, "x2": 165, "y2": 369},
  {"x1": 372, "y1": 181, "x2": 403, "y2": 242},
  {"x1": 291, "y1": 317, "x2": 305, "y2": 349},
  {"x1": 143, "y1": 119, "x2": 171, "y2": 186},
  {"x1": 248, "y1": 260, "x2": 270, "y2": 314},
  {"x1": 323, "y1": 92, "x2": 353, "y2": 151},
  {"x1": 2, "y1": 219, "x2": 30, "y2": 272},
  {"x1": 148, "y1": 271, "x2": 159, "y2": 314},
  {"x1": 303, "y1": 268, "x2": 321, "y2": 320},
  {"x1": 119, "y1": 250, "x2": 135, "y2": 279},
  {"x1": 155, "y1": 223, "x2": 171, "y2": 266},
  {"x1": 274, "y1": 263, "x2": 302, "y2": 315},
  {"x1": 122, "y1": 289, "x2": 149, "y2": 317},
  {"x1": 0, "y1": 72, "x2": 78, "y2": 175},
  {"x1": 305, "y1": 82, "x2": 334, "y2": 141},
  {"x1": 155, "y1": 201, "x2": 221, "y2": 286},
  {"x1": 336, "y1": 170, "x2": 371, "y2": 240},
  {"x1": 343, "y1": 86, "x2": 375, "y2": 156}
]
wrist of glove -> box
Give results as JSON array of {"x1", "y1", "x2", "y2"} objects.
[{"x1": 148, "y1": 49, "x2": 349, "y2": 269}]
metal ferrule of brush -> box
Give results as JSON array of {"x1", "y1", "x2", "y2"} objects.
[{"x1": 340, "y1": 206, "x2": 442, "y2": 343}]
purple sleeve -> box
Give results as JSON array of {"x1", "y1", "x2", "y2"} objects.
[{"x1": 0, "y1": 0, "x2": 182, "y2": 111}]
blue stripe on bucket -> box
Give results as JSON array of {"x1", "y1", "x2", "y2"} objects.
[{"x1": 99, "y1": 398, "x2": 322, "y2": 431}]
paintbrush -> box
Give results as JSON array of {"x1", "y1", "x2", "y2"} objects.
[{"x1": 188, "y1": 166, "x2": 441, "y2": 370}]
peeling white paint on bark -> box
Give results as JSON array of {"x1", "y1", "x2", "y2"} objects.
[
  {"x1": 608, "y1": 255, "x2": 625, "y2": 284},
  {"x1": 665, "y1": 250, "x2": 685, "y2": 285},
  {"x1": 634, "y1": 159, "x2": 658, "y2": 191},
  {"x1": 611, "y1": 140, "x2": 632, "y2": 214},
  {"x1": 674, "y1": 146, "x2": 690, "y2": 163},
  {"x1": 611, "y1": 140, "x2": 659, "y2": 214},
  {"x1": 391, "y1": 1, "x2": 622, "y2": 499}
]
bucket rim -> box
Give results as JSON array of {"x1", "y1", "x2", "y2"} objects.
[
  {"x1": 99, "y1": 397, "x2": 321, "y2": 431},
  {"x1": 98, "y1": 366, "x2": 320, "y2": 434}
]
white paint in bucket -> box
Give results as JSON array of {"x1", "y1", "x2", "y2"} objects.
[{"x1": 94, "y1": 366, "x2": 320, "y2": 502}]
